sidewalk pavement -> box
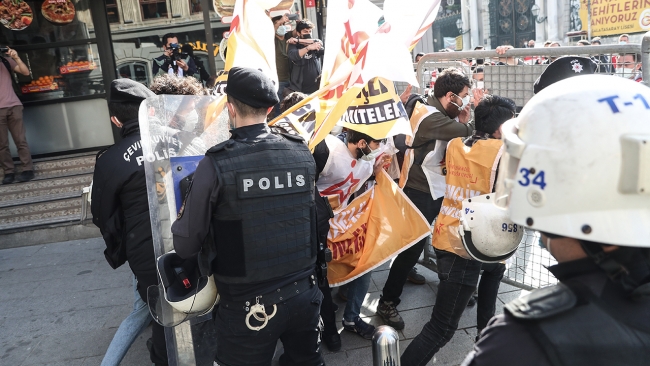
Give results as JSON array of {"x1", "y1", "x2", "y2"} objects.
[{"x1": 0, "y1": 237, "x2": 527, "y2": 366}]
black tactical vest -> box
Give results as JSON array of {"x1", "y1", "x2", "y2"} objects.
[
  {"x1": 206, "y1": 134, "x2": 317, "y2": 285},
  {"x1": 506, "y1": 281, "x2": 650, "y2": 366}
]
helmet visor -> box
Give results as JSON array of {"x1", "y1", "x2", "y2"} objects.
[
  {"x1": 147, "y1": 275, "x2": 217, "y2": 327},
  {"x1": 495, "y1": 119, "x2": 525, "y2": 209}
]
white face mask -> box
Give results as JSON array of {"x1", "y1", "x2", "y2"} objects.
[
  {"x1": 359, "y1": 142, "x2": 383, "y2": 162},
  {"x1": 451, "y1": 93, "x2": 470, "y2": 111},
  {"x1": 615, "y1": 67, "x2": 636, "y2": 79},
  {"x1": 619, "y1": 41, "x2": 627, "y2": 45},
  {"x1": 276, "y1": 25, "x2": 287, "y2": 37},
  {"x1": 475, "y1": 81, "x2": 484, "y2": 90}
]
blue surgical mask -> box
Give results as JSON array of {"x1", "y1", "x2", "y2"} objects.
[
  {"x1": 619, "y1": 41, "x2": 627, "y2": 45},
  {"x1": 276, "y1": 25, "x2": 287, "y2": 37}
]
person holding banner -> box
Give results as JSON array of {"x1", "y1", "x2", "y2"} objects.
[
  {"x1": 401, "y1": 94, "x2": 516, "y2": 366},
  {"x1": 377, "y1": 68, "x2": 474, "y2": 330},
  {"x1": 313, "y1": 129, "x2": 390, "y2": 342},
  {"x1": 171, "y1": 67, "x2": 324, "y2": 366}
]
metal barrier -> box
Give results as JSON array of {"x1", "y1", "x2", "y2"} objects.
[{"x1": 412, "y1": 33, "x2": 650, "y2": 290}]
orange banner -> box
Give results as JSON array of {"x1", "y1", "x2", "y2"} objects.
[{"x1": 327, "y1": 170, "x2": 431, "y2": 286}]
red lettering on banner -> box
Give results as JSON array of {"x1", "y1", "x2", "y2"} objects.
[{"x1": 330, "y1": 223, "x2": 368, "y2": 260}]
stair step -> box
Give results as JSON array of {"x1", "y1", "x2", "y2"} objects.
[
  {"x1": 0, "y1": 198, "x2": 82, "y2": 226},
  {"x1": 0, "y1": 174, "x2": 92, "y2": 202},
  {"x1": 0, "y1": 191, "x2": 82, "y2": 208},
  {"x1": 0, "y1": 214, "x2": 82, "y2": 232}
]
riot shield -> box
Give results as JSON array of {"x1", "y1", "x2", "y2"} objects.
[{"x1": 139, "y1": 95, "x2": 229, "y2": 366}]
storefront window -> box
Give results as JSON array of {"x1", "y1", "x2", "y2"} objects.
[
  {"x1": 12, "y1": 43, "x2": 104, "y2": 102},
  {"x1": 140, "y1": 0, "x2": 168, "y2": 20},
  {"x1": 117, "y1": 61, "x2": 150, "y2": 85},
  {"x1": 106, "y1": 0, "x2": 120, "y2": 24},
  {"x1": 0, "y1": 0, "x2": 94, "y2": 45},
  {"x1": 189, "y1": 0, "x2": 202, "y2": 14}
]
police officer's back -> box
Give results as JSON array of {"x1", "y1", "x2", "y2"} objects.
[
  {"x1": 91, "y1": 79, "x2": 168, "y2": 365},
  {"x1": 171, "y1": 67, "x2": 323, "y2": 366},
  {"x1": 461, "y1": 75, "x2": 650, "y2": 366}
]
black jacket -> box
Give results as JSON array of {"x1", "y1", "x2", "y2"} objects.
[
  {"x1": 91, "y1": 121, "x2": 157, "y2": 300},
  {"x1": 462, "y1": 256, "x2": 650, "y2": 366}
]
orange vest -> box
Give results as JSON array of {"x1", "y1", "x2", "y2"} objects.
[{"x1": 432, "y1": 137, "x2": 504, "y2": 257}]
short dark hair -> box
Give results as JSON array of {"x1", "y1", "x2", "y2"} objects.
[
  {"x1": 162, "y1": 33, "x2": 178, "y2": 46},
  {"x1": 108, "y1": 102, "x2": 140, "y2": 123},
  {"x1": 346, "y1": 129, "x2": 381, "y2": 144},
  {"x1": 620, "y1": 53, "x2": 640, "y2": 62},
  {"x1": 149, "y1": 74, "x2": 205, "y2": 96},
  {"x1": 474, "y1": 95, "x2": 516, "y2": 135},
  {"x1": 227, "y1": 95, "x2": 269, "y2": 118},
  {"x1": 271, "y1": 15, "x2": 283, "y2": 24},
  {"x1": 433, "y1": 68, "x2": 471, "y2": 99},
  {"x1": 296, "y1": 19, "x2": 314, "y2": 32},
  {"x1": 577, "y1": 40, "x2": 590, "y2": 46},
  {"x1": 280, "y1": 91, "x2": 308, "y2": 113}
]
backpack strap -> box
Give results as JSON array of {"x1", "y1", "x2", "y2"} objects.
[{"x1": 1, "y1": 57, "x2": 13, "y2": 75}]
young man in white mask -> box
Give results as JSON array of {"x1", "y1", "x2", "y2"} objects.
[
  {"x1": 377, "y1": 68, "x2": 474, "y2": 331},
  {"x1": 615, "y1": 53, "x2": 643, "y2": 83},
  {"x1": 312, "y1": 129, "x2": 390, "y2": 344}
]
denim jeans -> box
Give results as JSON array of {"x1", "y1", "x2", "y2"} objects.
[
  {"x1": 101, "y1": 275, "x2": 152, "y2": 366},
  {"x1": 343, "y1": 272, "x2": 372, "y2": 321},
  {"x1": 380, "y1": 187, "x2": 443, "y2": 305},
  {"x1": 477, "y1": 262, "x2": 505, "y2": 331},
  {"x1": 400, "y1": 249, "x2": 482, "y2": 366}
]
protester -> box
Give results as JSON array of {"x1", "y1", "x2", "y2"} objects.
[
  {"x1": 461, "y1": 74, "x2": 650, "y2": 366},
  {"x1": 576, "y1": 40, "x2": 590, "y2": 46},
  {"x1": 149, "y1": 73, "x2": 205, "y2": 96},
  {"x1": 1, "y1": 47, "x2": 33, "y2": 184},
  {"x1": 589, "y1": 37, "x2": 612, "y2": 73},
  {"x1": 399, "y1": 94, "x2": 515, "y2": 366},
  {"x1": 494, "y1": 45, "x2": 523, "y2": 65},
  {"x1": 415, "y1": 52, "x2": 425, "y2": 63},
  {"x1": 618, "y1": 33, "x2": 630, "y2": 44},
  {"x1": 527, "y1": 39, "x2": 535, "y2": 48},
  {"x1": 287, "y1": 19, "x2": 324, "y2": 94},
  {"x1": 152, "y1": 33, "x2": 198, "y2": 79},
  {"x1": 171, "y1": 67, "x2": 324, "y2": 366},
  {"x1": 272, "y1": 13, "x2": 291, "y2": 115},
  {"x1": 615, "y1": 53, "x2": 643, "y2": 82},
  {"x1": 91, "y1": 79, "x2": 168, "y2": 366},
  {"x1": 313, "y1": 128, "x2": 390, "y2": 341},
  {"x1": 376, "y1": 68, "x2": 474, "y2": 330}
]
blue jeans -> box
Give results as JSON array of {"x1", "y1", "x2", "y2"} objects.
[
  {"x1": 101, "y1": 275, "x2": 153, "y2": 366},
  {"x1": 400, "y1": 249, "x2": 482, "y2": 366},
  {"x1": 343, "y1": 272, "x2": 373, "y2": 321}
]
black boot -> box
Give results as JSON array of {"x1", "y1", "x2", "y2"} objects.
[{"x1": 2, "y1": 173, "x2": 14, "y2": 184}]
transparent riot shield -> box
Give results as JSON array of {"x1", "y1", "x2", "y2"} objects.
[{"x1": 139, "y1": 95, "x2": 229, "y2": 366}]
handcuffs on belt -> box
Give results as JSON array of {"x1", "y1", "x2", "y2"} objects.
[{"x1": 245, "y1": 296, "x2": 277, "y2": 331}]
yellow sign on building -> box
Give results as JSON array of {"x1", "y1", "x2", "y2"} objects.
[{"x1": 580, "y1": 0, "x2": 650, "y2": 37}]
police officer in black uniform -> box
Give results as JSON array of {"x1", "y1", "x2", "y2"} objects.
[
  {"x1": 91, "y1": 79, "x2": 168, "y2": 365},
  {"x1": 171, "y1": 67, "x2": 324, "y2": 366},
  {"x1": 460, "y1": 75, "x2": 650, "y2": 366}
]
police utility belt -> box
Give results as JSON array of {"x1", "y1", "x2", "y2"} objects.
[{"x1": 219, "y1": 274, "x2": 316, "y2": 331}]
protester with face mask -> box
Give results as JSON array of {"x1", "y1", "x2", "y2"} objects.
[
  {"x1": 312, "y1": 128, "x2": 390, "y2": 343},
  {"x1": 376, "y1": 68, "x2": 474, "y2": 331},
  {"x1": 287, "y1": 19, "x2": 324, "y2": 94},
  {"x1": 271, "y1": 14, "x2": 291, "y2": 117},
  {"x1": 615, "y1": 53, "x2": 643, "y2": 82}
]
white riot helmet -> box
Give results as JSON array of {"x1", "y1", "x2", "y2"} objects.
[
  {"x1": 495, "y1": 75, "x2": 650, "y2": 247},
  {"x1": 458, "y1": 194, "x2": 524, "y2": 263},
  {"x1": 148, "y1": 250, "x2": 218, "y2": 327}
]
